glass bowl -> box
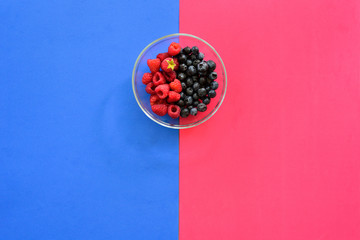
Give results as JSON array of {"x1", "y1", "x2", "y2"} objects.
[{"x1": 132, "y1": 33, "x2": 227, "y2": 129}]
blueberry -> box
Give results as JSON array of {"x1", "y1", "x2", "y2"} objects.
[
  {"x1": 207, "y1": 60, "x2": 216, "y2": 71},
  {"x1": 192, "y1": 82, "x2": 200, "y2": 91},
  {"x1": 190, "y1": 107, "x2": 198, "y2": 116},
  {"x1": 178, "y1": 54, "x2": 187, "y2": 63},
  {"x1": 203, "y1": 98, "x2": 211, "y2": 105},
  {"x1": 199, "y1": 71, "x2": 207, "y2": 76},
  {"x1": 197, "y1": 52, "x2": 204, "y2": 60},
  {"x1": 186, "y1": 59, "x2": 193, "y2": 66},
  {"x1": 183, "y1": 46, "x2": 191, "y2": 55},
  {"x1": 186, "y1": 87, "x2": 194, "y2": 96},
  {"x1": 179, "y1": 63, "x2": 187, "y2": 72},
  {"x1": 188, "y1": 105, "x2": 193, "y2": 110},
  {"x1": 208, "y1": 90, "x2": 216, "y2": 98},
  {"x1": 180, "y1": 92, "x2": 186, "y2": 99},
  {"x1": 197, "y1": 103, "x2": 207, "y2": 112},
  {"x1": 208, "y1": 71, "x2": 217, "y2": 80},
  {"x1": 184, "y1": 96, "x2": 193, "y2": 105},
  {"x1": 177, "y1": 99, "x2": 185, "y2": 107},
  {"x1": 193, "y1": 59, "x2": 201, "y2": 66},
  {"x1": 199, "y1": 77, "x2": 206, "y2": 85},
  {"x1": 192, "y1": 93, "x2": 199, "y2": 100},
  {"x1": 186, "y1": 65, "x2": 197, "y2": 76},
  {"x1": 190, "y1": 54, "x2": 197, "y2": 61},
  {"x1": 178, "y1": 72, "x2": 186, "y2": 81},
  {"x1": 180, "y1": 108, "x2": 190, "y2": 118},
  {"x1": 192, "y1": 46, "x2": 199, "y2": 55},
  {"x1": 193, "y1": 100, "x2": 200, "y2": 107},
  {"x1": 210, "y1": 81, "x2": 219, "y2": 90},
  {"x1": 197, "y1": 61, "x2": 209, "y2": 72},
  {"x1": 181, "y1": 82, "x2": 187, "y2": 90},
  {"x1": 198, "y1": 88, "x2": 207, "y2": 97},
  {"x1": 186, "y1": 78, "x2": 193, "y2": 86},
  {"x1": 205, "y1": 86, "x2": 211, "y2": 92},
  {"x1": 207, "y1": 78, "x2": 213, "y2": 84},
  {"x1": 192, "y1": 76, "x2": 199, "y2": 82}
]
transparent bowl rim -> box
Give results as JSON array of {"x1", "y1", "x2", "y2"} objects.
[{"x1": 132, "y1": 33, "x2": 227, "y2": 129}]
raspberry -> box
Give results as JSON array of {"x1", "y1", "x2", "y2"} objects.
[
  {"x1": 161, "y1": 58, "x2": 177, "y2": 72},
  {"x1": 168, "y1": 104, "x2": 181, "y2": 119},
  {"x1": 147, "y1": 58, "x2": 160, "y2": 73},
  {"x1": 151, "y1": 104, "x2": 168, "y2": 116},
  {"x1": 152, "y1": 72, "x2": 166, "y2": 86},
  {"x1": 167, "y1": 91, "x2": 181, "y2": 103},
  {"x1": 150, "y1": 94, "x2": 165, "y2": 106},
  {"x1": 155, "y1": 84, "x2": 170, "y2": 99},
  {"x1": 157, "y1": 52, "x2": 170, "y2": 62},
  {"x1": 168, "y1": 42, "x2": 181, "y2": 56},
  {"x1": 164, "y1": 71, "x2": 176, "y2": 82},
  {"x1": 142, "y1": 72, "x2": 153, "y2": 84},
  {"x1": 145, "y1": 82, "x2": 156, "y2": 94},
  {"x1": 169, "y1": 79, "x2": 182, "y2": 93},
  {"x1": 173, "y1": 58, "x2": 179, "y2": 71}
]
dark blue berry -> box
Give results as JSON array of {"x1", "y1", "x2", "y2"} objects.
[
  {"x1": 190, "y1": 54, "x2": 197, "y2": 61},
  {"x1": 203, "y1": 98, "x2": 210, "y2": 105},
  {"x1": 192, "y1": 93, "x2": 199, "y2": 100},
  {"x1": 197, "y1": 61, "x2": 209, "y2": 72},
  {"x1": 193, "y1": 59, "x2": 201, "y2": 66},
  {"x1": 186, "y1": 59, "x2": 192, "y2": 66},
  {"x1": 181, "y1": 82, "x2": 187, "y2": 90},
  {"x1": 208, "y1": 90, "x2": 216, "y2": 98},
  {"x1": 197, "y1": 103, "x2": 207, "y2": 112},
  {"x1": 186, "y1": 87, "x2": 194, "y2": 96},
  {"x1": 197, "y1": 52, "x2": 204, "y2": 60},
  {"x1": 178, "y1": 54, "x2": 187, "y2": 63},
  {"x1": 199, "y1": 77, "x2": 206, "y2": 85},
  {"x1": 208, "y1": 72, "x2": 217, "y2": 80},
  {"x1": 193, "y1": 100, "x2": 200, "y2": 107},
  {"x1": 210, "y1": 81, "x2": 219, "y2": 90},
  {"x1": 207, "y1": 60, "x2": 216, "y2": 71},
  {"x1": 188, "y1": 105, "x2": 193, "y2": 110},
  {"x1": 192, "y1": 46, "x2": 199, "y2": 55},
  {"x1": 186, "y1": 78, "x2": 193, "y2": 86},
  {"x1": 177, "y1": 99, "x2": 185, "y2": 107},
  {"x1": 180, "y1": 108, "x2": 190, "y2": 118},
  {"x1": 192, "y1": 76, "x2": 199, "y2": 82},
  {"x1": 183, "y1": 46, "x2": 191, "y2": 55},
  {"x1": 193, "y1": 82, "x2": 200, "y2": 91},
  {"x1": 198, "y1": 88, "x2": 207, "y2": 97},
  {"x1": 180, "y1": 92, "x2": 185, "y2": 99},
  {"x1": 184, "y1": 96, "x2": 193, "y2": 105},
  {"x1": 186, "y1": 66, "x2": 197, "y2": 76},
  {"x1": 179, "y1": 63, "x2": 187, "y2": 72},
  {"x1": 190, "y1": 107, "x2": 198, "y2": 116},
  {"x1": 205, "y1": 86, "x2": 211, "y2": 92},
  {"x1": 178, "y1": 72, "x2": 186, "y2": 81}
]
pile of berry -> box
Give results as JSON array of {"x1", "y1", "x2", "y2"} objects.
[{"x1": 142, "y1": 42, "x2": 218, "y2": 119}]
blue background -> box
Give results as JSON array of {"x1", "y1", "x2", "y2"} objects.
[{"x1": 0, "y1": 1, "x2": 179, "y2": 239}]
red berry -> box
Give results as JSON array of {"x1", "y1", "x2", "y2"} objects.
[
  {"x1": 152, "y1": 72, "x2": 166, "y2": 86},
  {"x1": 150, "y1": 94, "x2": 165, "y2": 106},
  {"x1": 155, "y1": 84, "x2": 170, "y2": 99},
  {"x1": 168, "y1": 104, "x2": 181, "y2": 119},
  {"x1": 147, "y1": 58, "x2": 160, "y2": 73},
  {"x1": 145, "y1": 82, "x2": 156, "y2": 95},
  {"x1": 161, "y1": 57, "x2": 177, "y2": 72},
  {"x1": 169, "y1": 79, "x2": 182, "y2": 93},
  {"x1": 142, "y1": 72, "x2": 153, "y2": 84},
  {"x1": 167, "y1": 91, "x2": 181, "y2": 103},
  {"x1": 164, "y1": 71, "x2": 176, "y2": 82},
  {"x1": 168, "y1": 42, "x2": 181, "y2": 56},
  {"x1": 173, "y1": 58, "x2": 179, "y2": 71},
  {"x1": 157, "y1": 52, "x2": 170, "y2": 62},
  {"x1": 152, "y1": 104, "x2": 168, "y2": 116}
]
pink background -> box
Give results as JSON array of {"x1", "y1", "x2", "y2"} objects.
[{"x1": 180, "y1": 0, "x2": 360, "y2": 239}]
